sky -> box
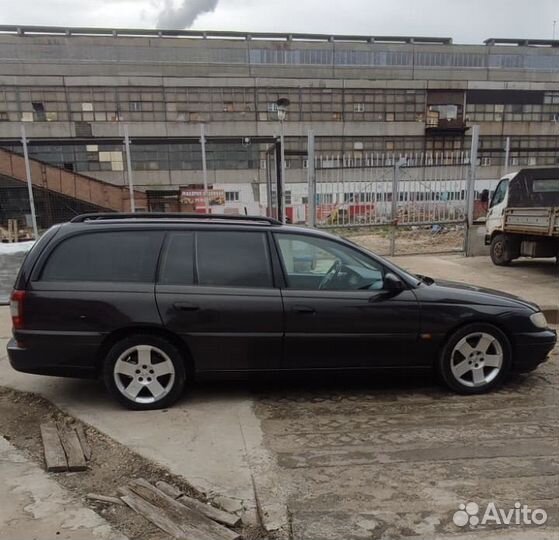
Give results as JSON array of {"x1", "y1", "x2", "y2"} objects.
[{"x1": 0, "y1": 0, "x2": 557, "y2": 44}]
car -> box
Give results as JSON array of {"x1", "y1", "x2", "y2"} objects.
[{"x1": 7, "y1": 212, "x2": 557, "y2": 410}]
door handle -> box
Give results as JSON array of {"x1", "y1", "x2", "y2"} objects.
[
  {"x1": 173, "y1": 302, "x2": 200, "y2": 311},
  {"x1": 292, "y1": 305, "x2": 316, "y2": 314}
]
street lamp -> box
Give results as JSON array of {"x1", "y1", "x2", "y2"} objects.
[{"x1": 276, "y1": 97, "x2": 290, "y2": 223}]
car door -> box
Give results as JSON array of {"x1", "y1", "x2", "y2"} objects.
[
  {"x1": 486, "y1": 178, "x2": 509, "y2": 235},
  {"x1": 273, "y1": 232, "x2": 421, "y2": 370},
  {"x1": 155, "y1": 229, "x2": 283, "y2": 372}
]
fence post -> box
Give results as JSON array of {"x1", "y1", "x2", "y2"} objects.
[
  {"x1": 465, "y1": 125, "x2": 480, "y2": 256},
  {"x1": 123, "y1": 125, "x2": 135, "y2": 212},
  {"x1": 20, "y1": 123, "x2": 39, "y2": 239},
  {"x1": 307, "y1": 130, "x2": 316, "y2": 227},
  {"x1": 390, "y1": 157, "x2": 402, "y2": 256},
  {"x1": 200, "y1": 123, "x2": 209, "y2": 214}
]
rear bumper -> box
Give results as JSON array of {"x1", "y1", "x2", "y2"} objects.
[
  {"x1": 512, "y1": 329, "x2": 557, "y2": 372},
  {"x1": 7, "y1": 336, "x2": 98, "y2": 379}
]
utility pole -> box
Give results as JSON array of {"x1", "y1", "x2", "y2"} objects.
[
  {"x1": 20, "y1": 123, "x2": 38, "y2": 239},
  {"x1": 307, "y1": 130, "x2": 316, "y2": 227},
  {"x1": 276, "y1": 98, "x2": 290, "y2": 224},
  {"x1": 200, "y1": 123, "x2": 209, "y2": 213},
  {"x1": 504, "y1": 136, "x2": 510, "y2": 174},
  {"x1": 123, "y1": 125, "x2": 135, "y2": 212}
]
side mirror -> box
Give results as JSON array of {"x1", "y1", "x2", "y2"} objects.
[{"x1": 384, "y1": 272, "x2": 405, "y2": 292}]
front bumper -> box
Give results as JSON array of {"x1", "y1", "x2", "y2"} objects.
[{"x1": 512, "y1": 329, "x2": 557, "y2": 372}]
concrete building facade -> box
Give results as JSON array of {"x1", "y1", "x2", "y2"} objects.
[{"x1": 0, "y1": 26, "x2": 558, "y2": 214}]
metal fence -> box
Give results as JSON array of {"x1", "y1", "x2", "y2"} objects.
[{"x1": 312, "y1": 151, "x2": 471, "y2": 228}]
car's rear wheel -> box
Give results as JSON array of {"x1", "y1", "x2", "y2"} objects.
[
  {"x1": 438, "y1": 324, "x2": 511, "y2": 394},
  {"x1": 490, "y1": 234, "x2": 513, "y2": 266},
  {"x1": 103, "y1": 335, "x2": 186, "y2": 410}
]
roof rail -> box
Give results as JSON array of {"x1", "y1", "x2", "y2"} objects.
[{"x1": 70, "y1": 212, "x2": 282, "y2": 225}]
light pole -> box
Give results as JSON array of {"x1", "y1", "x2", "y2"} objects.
[{"x1": 276, "y1": 97, "x2": 290, "y2": 223}]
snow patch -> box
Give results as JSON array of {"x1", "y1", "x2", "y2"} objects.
[{"x1": 0, "y1": 241, "x2": 35, "y2": 255}]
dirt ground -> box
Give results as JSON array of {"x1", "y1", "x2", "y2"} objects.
[
  {"x1": 343, "y1": 225, "x2": 466, "y2": 256},
  {"x1": 0, "y1": 386, "x2": 266, "y2": 540},
  {"x1": 253, "y1": 342, "x2": 559, "y2": 539}
]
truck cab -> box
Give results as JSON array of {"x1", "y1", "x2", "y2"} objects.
[{"x1": 485, "y1": 168, "x2": 559, "y2": 266}]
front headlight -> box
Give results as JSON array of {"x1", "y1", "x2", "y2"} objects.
[{"x1": 530, "y1": 312, "x2": 548, "y2": 329}]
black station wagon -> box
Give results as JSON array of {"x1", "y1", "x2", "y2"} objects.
[{"x1": 7, "y1": 213, "x2": 556, "y2": 409}]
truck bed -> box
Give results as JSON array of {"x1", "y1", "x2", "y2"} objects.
[{"x1": 504, "y1": 207, "x2": 559, "y2": 237}]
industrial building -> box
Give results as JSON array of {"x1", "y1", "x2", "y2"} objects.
[{"x1": 0, "y1": 25, "x2": 558, "y2": 222}]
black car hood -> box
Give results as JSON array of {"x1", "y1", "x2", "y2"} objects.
[{"x1": 416, "y1": 277, "x2": 540, "y2": 311}]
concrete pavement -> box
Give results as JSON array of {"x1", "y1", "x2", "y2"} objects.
[{"x1": 0, "y1": 435, "x2": 128, "y2": 540}]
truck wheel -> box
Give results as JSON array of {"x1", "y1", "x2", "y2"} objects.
[{"x1": 490, "y1": 234, "x2": 512, "y2": 266}]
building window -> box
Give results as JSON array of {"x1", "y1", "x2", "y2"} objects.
[
  {"x1": 81, "y1": 102, "x2": 93, "y2": 112},
  {"x1": 353, "y1": 103, "x2": 365, "y2": 113},
  {"x1": 32, "y1": 102, "x2": 46, "y2": 121},
  {"x1": 285, "y1": 191, "x2": 292, "y2": 205},
  {"x1": 130, "y1": 101, "x2": 142, "y2": 112},
  {"x1": 267, "y1": 103, "x2": 278, "y2": 113},
  {"x1": 225, "y1": 191, "x2": 240, "y2": 202},
  {"x1": 0, "y1": 112, "x2": 8, "y2": 121}
]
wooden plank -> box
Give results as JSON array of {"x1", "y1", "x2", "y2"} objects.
[
  {"x1": 120, "y1": 488, "x2": 187, "y2": 539},
  {"x1": 40, "y1": 423, "x2": 67, "y2": 472},
  {"x1": 178, "y1": 494, "x2": 241, "y2": 528},
  {"x1": 86, "y1": 493, "x2": 125, "y2": 506},
  {"x1": 155, "y1": 480, "x2": 182, "y2": 499},
  {"x1": 58, "y1": 427, "x2": 87, "y2": 471},
  {"x1": 75, "y1": 425, "x2": 92, "y2": 461},
  {"x1": 156, "y1": 481, "x2": 241, "y2": 527},
  {"x1": 129, "y1": 479, "x2": 239, "y2": 540}
]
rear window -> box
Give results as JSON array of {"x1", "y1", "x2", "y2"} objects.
[
  {"x1": 196, "y1": 231, "x2": 272, "y2": 288},
  {"x1": 533, "y1": 179, "x2": 559, "y2": 192},
  {"x1": 40, "y1": 231, "x2": 163, "y2": 282}
]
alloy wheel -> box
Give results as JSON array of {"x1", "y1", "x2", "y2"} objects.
[
  {"x1": 450, "y1": 332, "x2": 504, "y2": 388},
  {"x1": 113, "y1": 345, "x2": 176, "y2": 404}
]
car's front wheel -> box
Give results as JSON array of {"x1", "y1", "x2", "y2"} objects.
[
  {"x1": 438, "y1": 324, "x2": 511, "y2": 394},
  {"x1": 103, "y1": 334, "x2": 186, "y2": 410}
]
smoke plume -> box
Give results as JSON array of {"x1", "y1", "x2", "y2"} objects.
[{"x1": 157, "y1": 0, "x2": 220, "y2": 29}]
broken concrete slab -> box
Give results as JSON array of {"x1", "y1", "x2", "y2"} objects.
[{"x1": 0, "y1": 435, "x2": 128, "y2": 540}]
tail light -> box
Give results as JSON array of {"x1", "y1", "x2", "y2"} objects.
[{"x1": 10, "y1": 290, "x2": 26, "y2": 330}]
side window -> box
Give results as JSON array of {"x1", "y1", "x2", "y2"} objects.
[
  {"x1": 196, "y1": 231, "x2": 272, "y2": 288},
  {"x1": 490, "y1": 180, "x2": 508, "y2": 208},
  {"x1": 40, "y1": 231, "x2": 162, "y2": 282},
  {"x1": 159, "y1": 233, "x2": 194, "y2": 285},
  {"x1": 275, "y1": 233, "x2": 385, "y2": 291}
]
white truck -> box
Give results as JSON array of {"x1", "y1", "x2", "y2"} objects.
[{"x1": 485, "y1": 167, "x2": 559, "y2": 266}]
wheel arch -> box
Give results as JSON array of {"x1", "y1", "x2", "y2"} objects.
[
  {"x1": 437, "y1": 318, "x2": 513, "y2": 361},
  {"x1": 96, "y1": 326, "x2": 194, "y2": 376}
]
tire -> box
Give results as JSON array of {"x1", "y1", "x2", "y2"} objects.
[
  {"x1": 490, "y1": 234, "x2": 513, "y2": 266},
  {"x1": 103, "y1": 334, "x2": 186, "y2": 410},
  {"x1": 438, "y1": 323, "x2": 511, "y2": 395}
]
